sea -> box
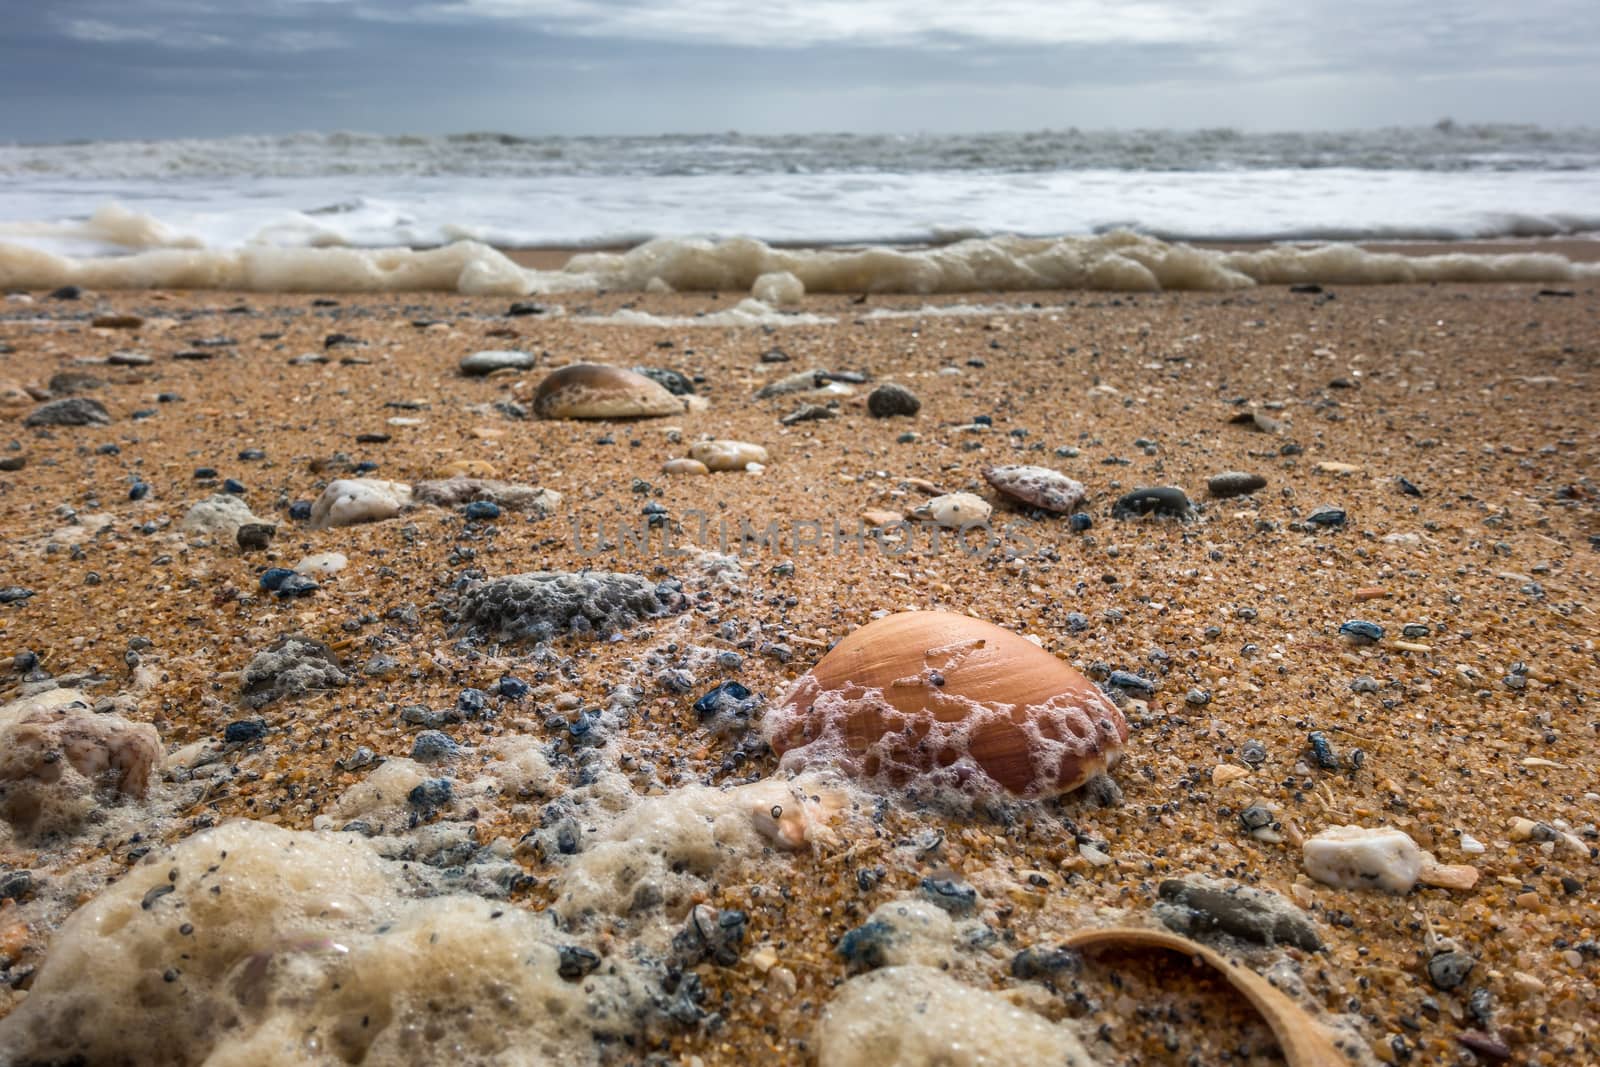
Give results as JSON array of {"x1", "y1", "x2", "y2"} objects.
[{"x1": 2, "y1": 123, "x2": 1598, "y2": 296}]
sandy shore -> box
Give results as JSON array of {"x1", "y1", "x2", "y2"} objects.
[{"x1": 0, "y1": 279, "x2": 1596, "y2": 1065}]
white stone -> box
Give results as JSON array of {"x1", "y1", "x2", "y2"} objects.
[
  {"x1": 688, "y1": 440, "x2": 769, "y2": 472},
  {"x1": 1303, "y1": 825, "x2": 1423, "y2": 893},
  {"x1": 309, "y1": 478, "x2": 412, "y2": 529}
]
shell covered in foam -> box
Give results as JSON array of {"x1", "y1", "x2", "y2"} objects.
[{"x1": 764, "y1": 611, "x2": 1127, "y2": 799}]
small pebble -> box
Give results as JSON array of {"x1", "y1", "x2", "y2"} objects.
[{"x1": 866, "y1": 383, "x2": 920, "y2": 418}]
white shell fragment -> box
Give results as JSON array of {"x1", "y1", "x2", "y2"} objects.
[
  {"x1": 688, "y1": 440, "x2": 769, "y2": 472},
  {"x1": 309, "y1": 478, "x2": 413, "y2": 529},
  {"x1": 983, "y1": 465, "x2": 1087, "y2": 513},
  {"x1": 915, "y1": 492, "x2": 993, "y2": 528},
  {"x1": 294, "y1": 552, "x2": 349, "y2": 577}
]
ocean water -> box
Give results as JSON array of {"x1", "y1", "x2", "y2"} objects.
[{"x1": 1, "y1": 124, "x2": 1598, "y2": 294}]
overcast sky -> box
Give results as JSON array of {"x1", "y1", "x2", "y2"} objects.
[{"x1": 3, "y1": 0, "x2": 1597, "y2": 141}]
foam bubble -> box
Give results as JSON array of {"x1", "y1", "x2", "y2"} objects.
[{"x1": 817, "y1": 965, "x2": 1098, "y2": 1067}]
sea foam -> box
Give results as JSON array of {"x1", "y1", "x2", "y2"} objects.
[{"x1": 2, "y1": 221, "x2": 1593, "y2": 299}]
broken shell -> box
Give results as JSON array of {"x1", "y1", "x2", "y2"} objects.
[
  {"x1": 982, "y1": 465, "x2": 1086, "y2": 513},
  {"x1": 531, "y1": 363, "x2": 684, "y2": 419},
  {"x1": 1060, "y1": 927, "x2": 1347, "y2": 1067},
  {"x1": 914, "y1": 492, "x2": 993, "y2": 529},
  {"x1": 764, "y1": 611, "x2": 1128, "y2": 798}
]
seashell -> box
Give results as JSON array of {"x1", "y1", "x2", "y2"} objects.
[
  {"x1": 531, "y1": 363, "x2": 684, "y2": 419},
  {"x1": 914, "y1": 492, "x2": 992, "y2": 529},
  {"x1": 765, "y1": 611, "x2": 1128, "y2": 798},
  {"x1": 983, "y1": 465, "x2": 1086, "y2": 513},
  {"x1": 688, "y1": 439, "x2": 769, "y2": 472},
  {"x1": 661, "y1": 457, "x2": 709, "y2": 475}
]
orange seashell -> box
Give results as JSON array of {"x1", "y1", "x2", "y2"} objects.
[{"x1": 764, "y1": 611, "x2": 1127, "y2": 798}]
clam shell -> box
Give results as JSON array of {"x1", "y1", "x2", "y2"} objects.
[
  {"x1": 532, "y1": 363, "x2": 684, "y2": 419},
  {"x1": 765, "y1": 611, "x2": 1127, "y2": 798}
]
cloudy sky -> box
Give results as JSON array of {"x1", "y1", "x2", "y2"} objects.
[{"x1": 3, "y1": 0, "x2": 1597, "y2": 141}]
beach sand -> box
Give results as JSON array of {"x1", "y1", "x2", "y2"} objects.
[{"x1": 0, "y1": 277, "x2": 1595, "y2": 1065}]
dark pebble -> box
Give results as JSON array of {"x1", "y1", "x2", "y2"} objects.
[
  {"x1": 407, "y1": 778, "x2": 453, "y2": 810},
  {"x1": 1239, "y1": 804, "x2": 1275, "y2": 831},
  {"x1": 1455, "y1": 1032, "x2": 1511, "y2": 1062},
  {"x1": 506, "y1": 301, "x2": 546, "y2": 317},
  {"x1": 1067, "y1": 512, "x2": 1092, "y2": 532},
  {"x1": 23, "y1": 397, "x2": 112, "y2": 427},
  {"x1": 456, "y1": 688, "x2": 491, "y2": 718},
  {"x1": 1157, "y1": 878, "x2": 1322, "y2": 951},
  {"x1": 1106, "y1": 670, "x2": 1156, "y2": 695},
  {"x1": 238, "y1": 448, "x2": 266, "y2": 461},
  {"x1": 694, "y1": 680, "x2": 754, "y2": 717},
  {"x1": 1427, "y1": 950, "x2": 1476, "y2": 991},
  {"x1": 129, "y1": 481, "x2": 151, "y2": 501},
  {"x1": 919, "y1": 876, "x2": 978, "y2": 915},
  {"x1": 224, "y1": 719, "x2": 268, "y2": 744},
  {"x1": 1308, "y1": 730, "x2": 1340, "y2": 769},
  {"x1": 1397, "y1": 476, "x2": 1423, "y2": 497},
  {"x1": 0, "y1": 456, "x2": 25, "y2": 472},
  {"x1": 867, "y1": 383, "x2": 920, "y2": 418},
  {"x1": 0, "y1": 587, "x2": 35, "y2": 604},
  {"x1": 556, "y1": 945, "x2": 601, "y2": 979},
  {"x1": 463, "y1": 500, "x2": 501, "y2": 521},
  {"x1": 0, "y1": 870, "x2": 34, "y2": 901},
  {"x1": 49, "y1": 285, "x2": 82, "y2": 300},
  {"x1": 836, "y1": 919, "x2": 895, "y2": 970},
  {"x1": 1111, "y1": 486, "x2": 1194, "y2": 520},
  {"x1": 1011, "y1": 946, "x2": 1082, "y2": 981},
  {"x1": 1339, "y1": 620, "x2": 1384, "y2": 644},
  {"x1": 288, "y1": 501, "x2": 313, "y2": 521},
  {"x1": 497, "y1": 675, "x2": 529, "y2": 699},
  {"x1": 411, "y1": 730, "x2": 461, "y2": 762},
  {"x1": 194, "y1": 467, "x2": 218, "y2": 479},
  {"x1": 760, "y1": 347, "x2": 790, "y2": 363},
  {"x1": 222, "y1": 479, "x2": 246, "y2": 495},
  {"x1": 1306, "y1": 506, "x2": 1347, "y2": 527},
  {"x1": 274, "y1": 574, "x2": 318, "y2": 599},
  {"x1": 1401, "y1": 623, "x2": 1431, "y2": 638},
  {"x1": 237, "y1": 523, "x2": 276, "y2": 551}
]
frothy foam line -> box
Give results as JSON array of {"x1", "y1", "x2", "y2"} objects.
[{"x1": 2, "y1": 221, "x2": 1596, "y2": 300}]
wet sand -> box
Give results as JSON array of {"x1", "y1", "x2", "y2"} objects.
[{"x1": 0, "y1": 279, "x2": 1596, "y2": 1065}]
